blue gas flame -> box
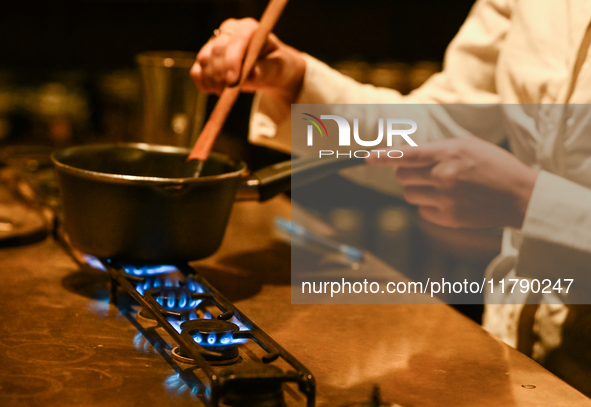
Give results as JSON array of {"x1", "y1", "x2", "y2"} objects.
[
  {"x1": 122, "y1": 264, "x2": 178, "y2": 276},
  {"x1": 186, "y1": 279, "x2": 204, "y2": 294},
  {"x1": 152, "y1": 292, "x2": 201, "y2": 310},
  {"x1": 132, "y1": 332, "x2": 163, "y2": 354},
  {"x1": 135, "y1": 275, "x2": 181, "y2": 295},
  {"x1": 163, "y1": 373, "x2": 201, "y2": 399},
  {"x1": 228, "y1": 316, "x2": 248, "y2": 331},
  {"x1": 81, "y1": 254, "x2": 181, "y2": 278},
  {"x1": 82, "y1": 254, "x2": 107, "y2": 271},
  {"x1": 190, "y1": 331, "x2": 246, "y2": 347},
  {"x1": 170, "y1": 320, "x2": 182, "y2": 334}
]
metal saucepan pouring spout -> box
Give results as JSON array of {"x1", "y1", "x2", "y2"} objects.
[{"x1": 188, "y1": 0, "x2": 289, "y2": 177}]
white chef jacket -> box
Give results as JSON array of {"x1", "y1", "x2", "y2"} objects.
[{"x1": 248, "y1": 0, "x2": 591, "y2": 393}]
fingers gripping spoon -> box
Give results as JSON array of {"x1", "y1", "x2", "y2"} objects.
[{"x1": 188, "y1": 0, "x2": 289, "y2": 177}]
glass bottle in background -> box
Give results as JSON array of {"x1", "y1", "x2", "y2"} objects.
[{"x1": 136, "y1": 51, "x2": 207, "y2": 148}]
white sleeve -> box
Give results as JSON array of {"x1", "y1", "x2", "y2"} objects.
[
  {"x1": 515, "y1": 171, "x2": 591, "y2": 300},
  {"x1": 249, "y1": 0, "x2": 514, "y2": 153}
]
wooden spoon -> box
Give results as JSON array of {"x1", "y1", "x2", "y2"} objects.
[{"x1": 188, "y1": 0, "x2": 289, "y2": 176}]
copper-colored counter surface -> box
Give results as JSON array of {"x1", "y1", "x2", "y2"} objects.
[
  {"x1": 0, "y1": 193, "x2": 589, "y2": 406},
  {"x1": 197, "y1": 197, "x2": 590, "y2": 407}
]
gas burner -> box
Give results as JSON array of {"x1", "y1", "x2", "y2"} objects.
[
  {"x1": 135, "y1": 282, "x2": 210, "y2": 327},
  {"x1": 184, "y1": 320, "x2": 240, "y2": 347},
  {"x1": 218, "y1": 363, "x2": 287, "y2": 407},
  {"x1": 148, "y1": 287, "x2": 200, "y2": 311},
  {"x1": 78, "y1": 259, "x2": 316, "y2": 406},
  {"x1": 173, "y1": 320, "x2": 241, "y2": 365},
  {"x1": 135, "y1": 274, "x2": 181, "y2": 292},
  {"x1": 135, "y1": 273, "x2": 204, "y2": 294}
]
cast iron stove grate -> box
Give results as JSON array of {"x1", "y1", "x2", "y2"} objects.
[{"x1": 56, "y1": 233, "x2": 315, "y2": 407}]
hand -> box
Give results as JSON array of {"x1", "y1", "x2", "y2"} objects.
[
  {"x1": 191, "y1": 18, "x2": 306, "y2": 104},
  {"x1": 366, "y1": 137, "x2": 539, "y2": 229}
]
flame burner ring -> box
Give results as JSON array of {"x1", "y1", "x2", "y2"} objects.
[
  {"x1": 134, "y1": 273, "x2": 203, "y2": 296},
  {"x1": 136, "y1": 286, "x2": 207, "y2": 327},
  {"x1": 173, "y1": 320, "x2": 241, "y2": 365},
  {"x1": 147, "y1": 287, "x2": 200, "y2": 311}
]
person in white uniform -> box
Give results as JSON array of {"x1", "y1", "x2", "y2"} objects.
[{"x1": 192, "y1": 0, "x2": 591, "y2": 394}]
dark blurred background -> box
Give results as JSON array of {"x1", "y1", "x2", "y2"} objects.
[
  {"x1": 0, "y1": 0, "x2": 500, "y2": 320},
  {"x1": 0, "y1": 0, "x2": 475, "y2": 67},
  {"x1": 0, "y1": 0, "x2": 476, "y2": 146}
]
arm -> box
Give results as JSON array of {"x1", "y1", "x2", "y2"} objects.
[
  {"x1": 366, "y1": 137, "x2": 538, "y2": 229},
  {"x1": 249, "y1": 0, "x2": 515, "y2": 152},
  {"x1": 191, "y1": 0, "x2": 514, "y2": 153},
  {"x1": 366, "y1": 134, "x2": 591, "y2": 301}
]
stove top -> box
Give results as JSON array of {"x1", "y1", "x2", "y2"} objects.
[
  {"x1": 80, "y1": 256, "x2": 316, "y2": 406},
  {"x1": 0, "y1": 146, "x2": 589, "y2": 407}
]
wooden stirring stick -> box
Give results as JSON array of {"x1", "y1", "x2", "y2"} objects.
[{"x1": 188, "y1": 0, "x2": 289, "y2": 173}]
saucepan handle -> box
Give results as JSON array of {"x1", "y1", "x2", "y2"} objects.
[{"x1": 235, "y1": 156, "x2": 363, "y2": 201}]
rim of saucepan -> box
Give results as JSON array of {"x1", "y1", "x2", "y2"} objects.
[{"x1": 51, "y1": 143, "x2": 247, "y2": 185}]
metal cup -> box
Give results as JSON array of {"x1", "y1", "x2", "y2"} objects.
[{"x1": 136, "y1": 51, "x2": 207, "y2": 147}]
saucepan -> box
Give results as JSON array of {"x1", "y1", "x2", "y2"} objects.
[{"x1": 51, "y1": 143, "x2": 360, "y2": 263}]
